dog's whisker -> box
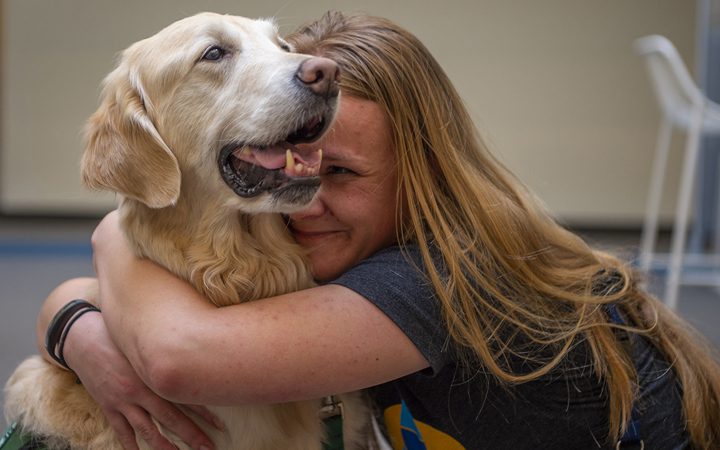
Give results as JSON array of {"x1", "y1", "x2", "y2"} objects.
[{"x1": 272, "y1": 1, "x2": 297, "y2": 24}]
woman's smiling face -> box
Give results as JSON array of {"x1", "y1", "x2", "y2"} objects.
[{"x1": 287, "y1": 94, "x2": 402, "y2": 283}]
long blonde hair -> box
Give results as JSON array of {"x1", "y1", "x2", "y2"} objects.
[{"x1": 287, "y1": 11, "x2": 720, "y2": 447}]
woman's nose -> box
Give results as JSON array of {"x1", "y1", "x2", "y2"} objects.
[{"x1": 288, "y1": 195, "x2": 326, "y2": 221}]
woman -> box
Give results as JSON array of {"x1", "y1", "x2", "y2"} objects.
[{"x1": 38, "y1": 11, "x2": 720, "y2": 450}]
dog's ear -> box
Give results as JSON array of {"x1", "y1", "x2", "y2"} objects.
[{"x1": 81, "y1": 67, "x2": 181, "y2": 208}]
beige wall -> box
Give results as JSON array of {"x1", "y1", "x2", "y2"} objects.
[{"x1": 0, "y1": 0, "x2": 696, "y2": 227}]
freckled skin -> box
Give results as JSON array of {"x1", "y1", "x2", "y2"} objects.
[{"x1": 288, "y1": 95, "x2": 404, "y2": 284}]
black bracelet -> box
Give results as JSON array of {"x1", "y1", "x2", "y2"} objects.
[{"x1": 45, "y1": 299, "x2": 101, "y2": 370}]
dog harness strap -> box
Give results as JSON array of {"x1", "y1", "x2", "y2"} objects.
[
  {"x1": 0, "y1": 423, "x2": 50, "y2": 450},
  {"x1": 593, "y1": 269, "x2": 644, "y2": 449},
  {"x1": 593, "y1": 269, "x2": 643, "y2": 447},
  {"x1": 605, "y1": 302, "x2": 643, "y2": 449},
  {"x1": 322, "y1": 416, "x2": 344, "y2": 450},
  {"x1": 319, "y1": 396, "x2": 344, "y2": 450}
]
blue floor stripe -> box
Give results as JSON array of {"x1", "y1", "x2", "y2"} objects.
[{"x1": 0, "y1": 240, "x2": 93, "y2": 257}]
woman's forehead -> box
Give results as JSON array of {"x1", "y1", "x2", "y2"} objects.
[
  {"x1": 317, "y1": 94, "x2": 394, "y2": 164},
  {"x1": 321, "y1": 141, "x2": 390, "y2": 164}
]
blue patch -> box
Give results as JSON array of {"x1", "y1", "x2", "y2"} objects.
[{"x1": 400, "y1": 399, "x2": 427, "y2": 450}]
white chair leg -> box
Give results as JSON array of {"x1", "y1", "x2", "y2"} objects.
[
  {"x1": 639, "y1": 116, "x2": 673, "y2": 273},
  {"x1": 714, "y1": 153, "x2": 720, "y2": 255},
  {"x1": 665, "y1": 106, "x2": 706, "y2": 309}
]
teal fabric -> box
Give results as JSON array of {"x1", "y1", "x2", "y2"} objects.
[
  {"x1": 0, "y1": 423, "x2": 48, "y2": 450},
  {"x1": 322, "y1": 416, "x2": 344, "y2": 450}
]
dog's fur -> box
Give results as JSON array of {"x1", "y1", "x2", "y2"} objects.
[{"x1": 4, "y1": 13, "x2": 370, "y2": 450}]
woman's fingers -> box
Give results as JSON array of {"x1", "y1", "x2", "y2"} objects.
[
  {"x1": 62, "y1": 311, "x2": 215, "y2": 450},
  {"x1": 184, "y1": 405, "x2": 225, "y2": 431},
  {"x1": 124, "y1": 407, "x2": 177, "y2": 450},
  {"x1": 146, "y1": 397, "x2": 216, "y2": 450},
  {"x1": 106, "y1": 412, "x2": 141, "y2": 450},
  {"x1": 106, "y1": 398, "x2": 216, "y2": 450}
]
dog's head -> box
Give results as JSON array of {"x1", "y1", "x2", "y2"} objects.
[{"x1": 82, "y1": 13, "x2": 339, "y2": 214}]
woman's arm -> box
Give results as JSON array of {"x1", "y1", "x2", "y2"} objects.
[
  {"x1": 36, "y1": 277, "x2": 97, "y2": 367},
  {"x1": 93, "y1": 211, "x2": 429, "y2": 406},
  {"x1": 38, "y1": 279, "x2": 222, "y2": 450}
]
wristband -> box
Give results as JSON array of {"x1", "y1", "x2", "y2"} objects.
[{"x1": 45, "y1": 299, "x2": 101, "y2": 371}]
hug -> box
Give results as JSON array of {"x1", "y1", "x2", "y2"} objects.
[{"x1": 3, "y1": 9, "x2": 720, "y2": 450}]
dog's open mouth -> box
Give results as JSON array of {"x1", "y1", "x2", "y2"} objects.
[{"x1": 218, "y1": 116, "x2": 327, "y2": 199}]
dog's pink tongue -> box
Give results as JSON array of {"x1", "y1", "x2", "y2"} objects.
[{"x1": 233, "y1": 142, "x2": 322, "y2": 176}]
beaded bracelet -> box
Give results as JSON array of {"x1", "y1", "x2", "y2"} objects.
[{"x1": 45, "y1": 299, "x2": 101, "y2": 371}]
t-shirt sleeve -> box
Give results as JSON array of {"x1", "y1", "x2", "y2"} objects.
[{"x1": 329, "y1": 245, "x2": 453, "y2": 375}]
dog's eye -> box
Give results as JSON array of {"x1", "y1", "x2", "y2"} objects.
[
  {"x1": 278, "y1": 41, "x2": 291, "y2": 52},
  {"x1": 201, "y1": 46, "x2": 226, "y2": 61}
]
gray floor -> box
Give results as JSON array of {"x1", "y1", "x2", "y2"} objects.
[{"x1": 1, "y1": 217, "x2": 719, "y2": 422}]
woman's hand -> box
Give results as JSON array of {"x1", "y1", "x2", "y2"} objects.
[
  {"x1": 34, "y1": 212, "x2": 222, "y2": 450},
  {"x1": 89, "y1": 211, "x2": 224, "y2": 449},
  {"x1": 62, "y1": 310, "x2": 222, "y2": 450}
]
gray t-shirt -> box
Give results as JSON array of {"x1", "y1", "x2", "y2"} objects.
[{"x1": 331, "y1": 245, "x2": 692, "y2": 449}]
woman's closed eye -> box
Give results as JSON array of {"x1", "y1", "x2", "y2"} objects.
[{"x1": 325, "y1": 165, "x2": 357, "y2": 175}]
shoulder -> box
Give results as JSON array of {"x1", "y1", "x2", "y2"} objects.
[
  {"x1": 333, "y1": 244, "x2": 428, "y2": 283},
  {"x1": 331, "y1": 244, "x2": 453, "y2": 373},
  {"x1": 330, "y1": 244, "x2": 435, "y2": 313}
]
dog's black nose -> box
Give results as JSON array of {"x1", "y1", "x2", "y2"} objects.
[{"x1": 297, "y1": 57, "x2": 340, "y2": 98}]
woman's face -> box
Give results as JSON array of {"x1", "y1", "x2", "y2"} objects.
[{"x1": 287, "y1": 95, "x2": 402, "y2": 283}]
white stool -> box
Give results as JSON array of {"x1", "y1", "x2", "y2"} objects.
[{"x1": 635, "y1": 35, "x2": 720, "y2": 309}]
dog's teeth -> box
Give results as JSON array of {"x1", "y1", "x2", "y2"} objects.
[
  {"x1": 241, "y1": 145, "x2": 252, "y2": 155},
  {"x1": 296, "y1": 163, "x2": 304, "y2": 174},
  {"x1": 285, "y1": 149, "x2": 295, "y2": 171}
]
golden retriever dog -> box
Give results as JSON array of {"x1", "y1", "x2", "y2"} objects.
[{"x1": 3, "y1": 12, "x2": 371, "y2": 450}]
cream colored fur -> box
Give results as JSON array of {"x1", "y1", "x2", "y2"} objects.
[{"x1": 4, "y1": 12, "x2": 369, "y2": 450}]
